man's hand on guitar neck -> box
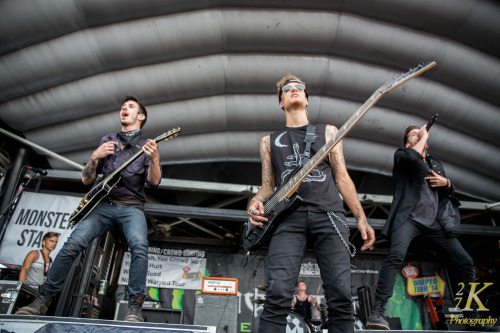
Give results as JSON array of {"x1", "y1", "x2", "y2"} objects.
[{"x1": 143, "y1": 139, "x2": 161, "y2": 186}]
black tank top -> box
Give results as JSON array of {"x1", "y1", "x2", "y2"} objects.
[
  {"x1": 270, "y1": 124, "x2": 345, "y2": 213},
  {"x1": 294, "y1": 295, "x2": 312, "y2": 320}
]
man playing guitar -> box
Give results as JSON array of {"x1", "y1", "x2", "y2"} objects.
[
  {"x1": 247, "y1": 74, "x2": 375, "y2": 333},
  {"x1": 17, "y1": 95, "x2": 162, "y2": 322}
]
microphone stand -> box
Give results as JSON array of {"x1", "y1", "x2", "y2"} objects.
[{"x1": 0, "y1": 167, "x2": 39, "y2": 244}]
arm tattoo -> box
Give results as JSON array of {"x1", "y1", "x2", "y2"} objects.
[
  {"x1": 251, "y1": 136, "x2": 275, "y2": 205},
  {"x1": 261, "y1": 136, "x2": 275, "y2": 192},
  {"x1": 326, "y1": 125, "x2": 342, "y2": 174},
  {"x1": 82, "y1": 158, "x2": 97, "y2": 181}
]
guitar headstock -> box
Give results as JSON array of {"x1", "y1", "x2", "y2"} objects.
[
  {"x1": 154, "y1": 127, "x2": 181, "y2": 143},
  {"x1": 379, "y1": 61, "x2": 437, "y2": 95}
]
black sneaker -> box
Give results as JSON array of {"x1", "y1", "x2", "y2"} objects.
[
  {"x1": 15, "y1": 284, "x2": 54, "y2": 316},
  {"x1": 366, "y1": 298, "x2": 390, "y2": 330},
  {"x1": 124, "y1": 293, "x2": 146, "y2": 322}
]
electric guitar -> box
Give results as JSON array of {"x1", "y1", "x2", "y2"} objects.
[
  {"x1": 242, "y1": 61, "x2": 437, "y2": 252},
  {"x1": 69, "y1": 127, "x2": 181, "y2": 226}
]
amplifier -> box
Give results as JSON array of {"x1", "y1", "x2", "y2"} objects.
[
  {"x1": 114, "y1": 300, "x2": 183, "y2": 324},
  {"x1": 0, "y1": 280, "x2": 36, "y2": 314},
  {"x1": 193, "y1": 294, "x2": 238, "y2": 333}
]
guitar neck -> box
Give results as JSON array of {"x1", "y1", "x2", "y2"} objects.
[
  {"x1": 271, "y1": 61, "x2": 437, "y2": 204},
  {"x1": 107, "y1": 147, "x2": 145, "y2": 180},
  {"x1": 102, "y1": 127, "x2": 180, "y2": 183}
]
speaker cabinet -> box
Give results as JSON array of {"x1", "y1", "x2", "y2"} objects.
[
  {"x1": 193, "y1": 294, "x2": 238, "y2": 333},
  {"x1": 0, "y1": 281, "x2": 36, "y2": 314}
]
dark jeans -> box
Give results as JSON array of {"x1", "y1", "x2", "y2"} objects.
[
  {"x1": 258, "y1": 211, "x2": 353, "y2": 333},
  {"x1": 45, "y1": 203, "x2": 149, "y2": 300},
  {"x1": 375, "y1": 220, "x2": 475, "y2": 302}
]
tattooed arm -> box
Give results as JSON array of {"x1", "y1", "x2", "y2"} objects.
[
  {"x1": 326, "y1": 125, "x2": 375, "y2": 251},
  {"x1": 248, "y1": 135, "x2": 275, "y2": 226},
  {"x1": 82, "y1": 141, "x2": 118, "y2": 185}
]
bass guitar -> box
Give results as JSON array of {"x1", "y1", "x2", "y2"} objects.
[
  {"x1": 242, "y1": 62, "x2": 437, "y2": 252},
  {"x1": 69, "y1": 127, "x2": 181, "y2": 226}
]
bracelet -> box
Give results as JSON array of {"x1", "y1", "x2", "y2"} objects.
[{"x1": 446, "y1": 178, "x2": 450, "y2": 188}]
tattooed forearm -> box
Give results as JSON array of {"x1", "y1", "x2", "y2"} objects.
[
  {"x1": 326, "y1": 125, "x2": 345, "y2": 175},
  {"x1": 249, "y1": 135, "x2": 276, "y2": 206},
  {"x1": 82, "y1": 158, "x2": 98, "y2": 184},
  {"x1": 260, "y1": 136, "x2": 275, "y2": 193},
  {"x1": 325, "y1": 125, "x2": 338, "y2": 142},
  {"x1": 327, "y1": 124, "x2": 367, "y2": 222},
  {"x1": 250, "y1": 192, "x2": 270, "y2": 206},
  {"x1": 330, "y1": 151, "x2": 340, "y2": 174}
]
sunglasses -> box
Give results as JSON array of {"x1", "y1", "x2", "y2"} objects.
[{"x1": 282, "y1": 83, "x2": 305, "y2": 93}]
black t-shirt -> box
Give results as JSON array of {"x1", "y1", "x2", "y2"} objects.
[
  {"x1": 408, "y1": 162, "x2": 440, "y2": 230},
  {"x1": 270, "y1": 124, "x2": 345, "y2": 213}
]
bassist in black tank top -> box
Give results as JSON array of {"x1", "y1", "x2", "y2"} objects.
[{"x1": 247, "y1": 74, "x2": 375, "y2": 333}]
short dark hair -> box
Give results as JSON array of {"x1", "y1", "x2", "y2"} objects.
[
  {"x1": 122, "y1": 95, "x2": 148, "y2": 128},
  {"x1": 404, "y1": 126, "x2": 419, "y2": 146},
  {"x1": 296, "y1": 280, "x2": 306, "y2": 287},
  {"x1": 43, "y1": 232, "x2": 60, "y2": 241}
]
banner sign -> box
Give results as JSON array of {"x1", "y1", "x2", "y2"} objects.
[
  {"x1": 118, "y1": 251, "x2": 206, "y2": 290},
  {"x1": 0, "y1": 192, "x2": 78, "y2": 265},
  {"x1": 407, "y1": 272, "x2": 446, "y2": 297},
  {"x1": 299, "y1": 261, "x2": 321, "y2": 277}
]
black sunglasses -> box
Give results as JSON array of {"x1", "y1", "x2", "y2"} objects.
[{"x1": 282, "y1": 83, "x2": 305, "y2": 93}]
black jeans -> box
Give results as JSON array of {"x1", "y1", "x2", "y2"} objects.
[
  {"x1": 375, "y1": 220, "x2": 475, "y2": 302},
  {"x1": 258, "y1": 211, "x2": 354, "y2": 333}
]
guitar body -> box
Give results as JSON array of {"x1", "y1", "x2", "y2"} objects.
[
  {"x1": 69, "y1": 175, "x2": 121, "y2": 225},
  {"x1": 242, "y1": 193, "x2": 303, "y2": 252}
]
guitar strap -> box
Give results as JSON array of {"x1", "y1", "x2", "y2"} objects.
[
  {"x1": 301, "y1": 123, "x2": 316, "y2": 165},
  {"x1": 130, "y1": 136, "x2": 148, "y2": 155}
]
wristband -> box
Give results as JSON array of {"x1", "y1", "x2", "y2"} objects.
[{"x1": 446, "y1": 178, "x2": 450, "y2": 188}]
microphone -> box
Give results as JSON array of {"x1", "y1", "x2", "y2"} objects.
[
  {"x1": 26, "y1": 166, "x2": 48, "y2": 176},
  {"x1": 426, "y1": 114, "x2": 439, "y2": 132}
]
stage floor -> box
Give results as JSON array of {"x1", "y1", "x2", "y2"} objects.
[
  {"x1": 0, "y1": 314, "x2": 216, "y2": 332},
  {"x1": 1, "y1": 314, "x2": 497, "y2": 332}
]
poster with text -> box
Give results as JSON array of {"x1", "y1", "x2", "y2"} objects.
[
  {"x1": 118, "y1": 252, "x2": 206, "y2": 290},
  {"x1": 0, "y1": 192, "x2": 79, "y2": 265}
]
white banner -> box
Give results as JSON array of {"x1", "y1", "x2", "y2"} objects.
[
  {"x1": 0, "y1": 192, "x2": 79, "y2": 265},
  {"x1": 118, "y1": 252, "x2": 206, "y2": 290}
]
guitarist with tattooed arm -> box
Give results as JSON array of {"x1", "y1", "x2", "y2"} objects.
[
  {"x1": 247, "y1": 75, "x2": 375, "y2": 333},
  {"x1": 17, "y1": 95, "x2": 162, "y2": 322}
]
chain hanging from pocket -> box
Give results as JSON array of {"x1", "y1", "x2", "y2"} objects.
[{"x1": 327, "y1": 211, "x2": 356, "y2": 258}]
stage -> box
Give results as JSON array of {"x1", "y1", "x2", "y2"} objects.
[
  {"x1": 0, "y1": 314, "x2": 216, "y2": 333},
  {"x1": 2, "y1": 314, "x2": 498, "y2": 333}
]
